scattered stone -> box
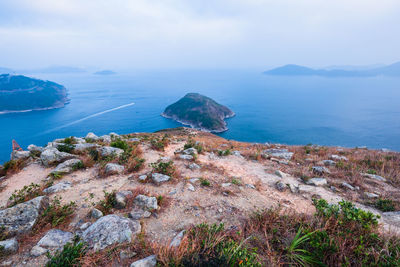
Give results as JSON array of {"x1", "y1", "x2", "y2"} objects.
[
  {"x1": 330, "y1": 155, "x2": 348, "y2": 161},
  {"x1": 43, "y1": 181, "x2": 72, "y2": 194},
  {"x1": 0, "y1": 238, "x2": 18, "y2": 255},
  {"x1": 128, "y1": 138, "x2": 140, "y2": 142},
  {"x1": 99, "y1": 146, "x2": 124, "y2": 157},
  {"x1": 179, "y1": 154, "x2": 193, "y2": 160},
  {"x1": 86, "y1": 132, "x2": 99, "y2": 141},
  {"x1": 312, "y1": 166, "x2": 331, "y2": 175},
  {"x1": 41, "y1": 148, "x2": 76, "y2": 167},
  {"x1": 275, "y1": 181, "x2": 286, "y2": 191},
  {"x1": 187, "y1": 183, "x2": 195, "y2": 192},
  {"x1": 51, "y1": 159, "x2": 83, "y2": 174},
  {"x1": 262, "y1": 149, "x2": 293, "y2": 160},
  {"x1": 0, "y1": 196, "x2": 48, "y2": 238},
  {"x1": 330, "y1": 186, "x2": 338, "y2": 192},
  {"x1": 288, "y1": 183, "x2": 299, "y2": 193},
  {"x1": 183, "y1": 148, "x2": 197, "y2": 155},
  {"x1": 275, "y1": 170, "x2": 287, "y2": 178},
  {"x1": 74, "y1": 143, "x2": 99, "y2": 152},
  {"x1": 188, "y1": 163, "x2": 200, "y2": 170},
  {"x1": 322, "y1": 160, "x2": 336, "y2": 166},
  {"x1": 151, "y1": 173, "x2": 171, "y2": 183},
  {"x1": 169, "y1": 189, "x2": 177, "y2": 195},
  {"x1": 37, "y1": 229, "x2": 73, "y2": 249},
  {"x1": 115, "y1": 191, "x2": 134, "y2": 209},
  {"x1": 105, "y1": 163, "x2": 125, "y2": 175},
  {"x1": 362, "y1": 173, "x2": 387, "y2": 182},
  {"x1": 130, "y1": 255, "x2": 157, "y2": 267},
  {"x1": 82, "y1": 214, "x2": 141, "y2": 250},
  {"x1": 138, "y1": 175, "x2": 147, "y2": 182},
  {"x1": 364, "y1": 192, "x2": 379, "y2": 199},
  {"x1": 189, "y1": 178, "x2": 199, "y2": 183},
  {"x1": 129, "y1": 209, "x2": 151, "y2": 220},
  {"x1": 30, "y1": 245, "x2": 48, "y2": 257},
  {"x1": 221, "y1": 183, "x2": 231, "y2": 188},
  {"x1": 120, "y1": 250, "x2": 137, "y2": 260},
  {"x1": 28, "y1": 144, "x2": 45, "y2": 154},
  {"x1": 305, "y1": 178, "x2": 327, "y2": 186},
  {"x1": 80, "y1": 222, "x2": 91, "y2": 230},
  {"x1": 341, "y1": 182, "x2": 355, "y2": 191},
  {"x1": 245, "y1": 184, "x2": 256, "y2": 189},
  {"x1": 170, "y1": 230, "x2": 185, "y2": 248},
  {"x1": 10, "y1": 150, "x2": 31, "y2": 161},
  {"x1": 134, "y1": 195, "x2": 158, "y2": 210},
  {"x1": 91, "y1": 208, "x2": 103, "y2": 219}
]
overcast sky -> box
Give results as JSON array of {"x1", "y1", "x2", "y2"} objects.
[{"x1": 1, "y1": 0, "x2": 399, "y2": 70}]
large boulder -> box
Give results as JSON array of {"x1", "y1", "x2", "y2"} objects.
[
  {"x1": 40, "y1": 148, "x2": 76, "y2": 167},
  {"x1": 262, "y1": 149, "x2": 293, "y2": 160},
  {"x1": 43, "y1": 181, "x2": 72, "y2": 194},
  {"x1": 151, "y1": 173, "x2": 170, "y2": 183},
  {"x1": 85, "y1": 132, "x2": 99, "y2": 141},
  {"x1": 81, "y1": 215, "x2": 141, "y2": 251},
  {"x1": 51, "y1": 159, "x2": 83, "y2": 175},
  {"x1": 104, "y1": 163, "x2": 125, "y2": 175},
  {"x1": 130, "y1": 255, "x2": 157, "y2": 267},
  {"x1": 10, "y1": 150, "x2": 31, "y2": 161},
  {"x1": 0, "y1": 196, "x2": 49, "y2": 238},
  {"x1": 134, "y1": 195, "x2": 158, "y2": 210},
  {"x1": 0, "y1": 238, "x2": 18, "y2": 255},
  {"x1": 99, "y1": 146, "x2": 124, "y2": 158}
]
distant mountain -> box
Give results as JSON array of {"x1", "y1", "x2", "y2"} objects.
[
  {"x1": 94, "y1": 70, "x2": 116, "y2": 75},
  {"x1": 162, "y1": 93, "x2": 235, "y2": 132},
  {"x1": 264, "y1": 62, "x2": 400, "y2": 77},
  {"x1": 0, "y1": 74, "x2": 69, "y2": 113}
]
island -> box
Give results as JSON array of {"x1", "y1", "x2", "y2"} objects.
[
  {"x1": 94, "y1": 70, "x2": 116, "y2": 75},
  {"x1": 0, "y1": 74, "x2": 69, "y2": 113},
  {"x1": 161, "y1": 93, "x2": 235, "y2": 132}
]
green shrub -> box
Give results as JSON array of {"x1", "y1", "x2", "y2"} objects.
[
  {"x1": 218, "y1": 149, "x2": 231, "y2": 157},
  {"x1": 374, "y1": 198, "x2": 396, "y2": 212},
  {"x1": 367, "y1": 169, "x2": 377, "y2": 175},
  {"x1": 72, "y1": 161, "x2": 84, "y2": 171},
  {"x1": 57, "y1": 144, "x2": 75, "y2": 153},
  {"x1": 63, "y1": 136, "x2": 77, "y2": 145},
  {"x1": 150, "y1": 135, "x2": 170, "y2": 151},
  {"x1": 8, "y1": 183, "x2": 43, "y2": 207},
  {"x1": 95, "y1": 190, "x2": 117, "y2": 214},
  {"x1": 200, "y1": 178, "x2": 211, "y2": 187},
  {"x1": 110, "y1": 139, "x2": 129, "y2": 151},
  {"x1": 45, "y1": 236, "x2": 86, "y2": 267},
  {"x1": 184, "y1": 138, "x2": 203, "y2": 154},
  {"x1": 150, "y1": 161, "x2": 175, "y2": 177},
  {"x1": 38, "y1": 196, "x2": 76, "y2": 227},
  {"x1": 231, "y1": 178, "x2": 242, "y2": 185}
]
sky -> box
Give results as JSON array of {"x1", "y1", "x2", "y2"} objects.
[{"x1": 0, "y1": 0, "x2": 399, "y2": 70}]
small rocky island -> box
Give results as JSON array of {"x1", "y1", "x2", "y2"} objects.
[
  {"x1": 162, "y1": 93, "x2": 234, "y2": 132},
  {"x1": 0, "y1": 74, "x2": 68, "y2": 113}
]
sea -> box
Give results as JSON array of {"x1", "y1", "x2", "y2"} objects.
[{"x1": 1, "y1": 69, "x2": 399, "y2": 163}]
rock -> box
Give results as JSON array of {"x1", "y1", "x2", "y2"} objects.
[
  {"x1": 128, "y1": 138, "x2": 140, "y2": 142},
  {"x1": 275, "y1": 170, "x2": 287, "y2": 178},
  {"x1": 74, "y1": 143, "x2": 99, "y2": 152},
  {"x1": 364, "y1": 192, "x2": 379, "y2": 199},
  {"x1": 30, "y1": 245, "x2": 48, "y2": 257},
  {"x1": 28, "y1": 144, "x2": 45, "y2": 154},
  {"x1": 115, "y1": 191, "x2": 134, "y2": 209},
  {"x1": 187, "y1": 183, "x2": 195, "y2": 192},
  {"x1": 305, "y1": 178, "x2": 327, "y2": 186},
  {"x1": 330, "y1": 155, "x2": 348, "y2": 161},
  {"x1": 0, "y1": 238, "x2": 18, "y2": 255},
  {"x1": 188, "y1": 163, "x2": 200, "y2": 170},
  {"x1": 221, "y1": 183, "x2": 231, "y2": 187},
  {"x1": 82, "y1": 215, "x2": 141, "y2": 250},
  {"x1": 312, "y1": 166, "x2": 331, "y2": 175},
  {"x1": 80, "y1": 222, "x2": 91, "y2": 230},
  {"x1": 99, "y1": 146, "x2": 124, "y2": 157},
  {"x1": 134, "y1": 195, "x2": 158, "y2": 210},
  {"x1": 245, "y1": 184, "x2": 256, "y2": 189},
  {"x1": 91, "y1": 208, "x2": 103, "y2": 219},
  {"x1": 51, "y1": 159, "x2": 83, "y2": 174},
  {"x1": 37, "y1": 229, "x2": 73, "y2": 249},
  {"x1": 232, "y1": 151, "x2": 242, "y2": 157},
  {"x1": 43, "y1": 181, "x2": 72, "y2": 194},
  {"x1": 183, "y1": 148, "x2": 197, "y2": 155},
  {"x1": 100, "y1": 135, "x2": 112, "y2": 143},
  {"x1": 41, "y1": 148, "x2": 76, "y2": 167},
  {"x1": 381, "y1": 148, "x2": 391, "y2": 152},
  {"x1": 104, "y1": 163, "x2": 125, "y2": 175},
  {"x1": 85, "y1": 132, "x2": 99, "y2": 141},
  {"x1": 130, "y1": 255, "x2": 157, "y2": 267},
  {"x1": 109, "y1": 132, "x2": 120, "y2": 138},
  {"x1": 74, "y1": 137, "x2": 86, "y2": 144},
  {"x1": 382, "y1": 211, "x2": 400, "y2": 227},
  {"x1": 323, "y1": 160, "x2": 336, "y2": 166},
  {"x1": 288, "y1": 183, "x2": 299, "y2": 193},
  {"x1": 151, "y1": 173, "x2": 170, "y2": 183},
  {"x1": 170, "y1": 230, "x2": 185, "y2": 248},
  {"x1": 179, "y1": 154, "x2": 193, "y2": 160},
  {"x1": 10, "y1": 150, "x2": 30, "y2": 160},
  {"x1": 129, "y1": 209, "x2": 151, "y2": 220},
  {"x1": 362, "y1": 173, "x2": 387, "y2": 182},
  {"x1": 0, "y1": 196, "x2": 48, "y2": 238},
  {"x1": 120, "y1": 250, "x2": 137, "y2": 260},
  {"x1": 138, "y1": 175, "x2": 147, "y2": 182},
  {"x1": 262, "y1": 149, "x2": 293, "y2": 160},
  {"x1": 341, "y1": 182, "x2": 355, "y2": 191},
  {"x1": 275, "y1": 181, "x2": 286, "y2": 191},
  {"x1": 189, "y1": 178, "x2": 199, "y2": 183}
]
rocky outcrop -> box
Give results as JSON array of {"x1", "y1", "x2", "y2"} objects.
[
  {"x1": 81, "y1": 214, "x2": 141, "y2": 251},
  {"x1": 134, "y1": 195, "x2": 158, "y2": 210},
  {"x1": 305, "y1": 178, "x2": 327, "y2": 186},
  {"x1": 43, "y1": 181, "x2": 72, "y2": 194},
  {"x1": 51, "y1": 159, "x2": 83, "y2": 174},
  {"x1": 99, "y1": 146, "x2": 124, "y2": 157},
  {"x1": 10, "y1": 150, "x2": 31, "y2": 160},
  {"x1": 262, "y1": 149, "x2": 293, "y2": 160},
  {"x1": 31, "y1": 229, "x2": 73, "y2": 256},
  {"x1": 0, "y1": 196, "x2": 49, "y2": 238},
  {"x1": 0, "y1": 238, "x2": 18, "y2": 255},
  {"x1": 40, "y1": 148, "x2": 76, "y2": 167},
  {"x1": 105, "y1": 163, "x2": 125, "y2": 175}
]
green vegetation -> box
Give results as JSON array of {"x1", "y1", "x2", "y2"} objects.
[
  {"x1": 150, "y1": 135, "x2": 170, "y2": 151},
  {"x1": 63, "y1": 136, "x2": 77, "y2": 145},
  {"x1": 95, "y1": 190, "x2": 117, "y2": 214},
  {"x1": 218, "y1": 149, "x2": 231, "y2": 157},
  {"x1": 8, "y1": 183, "x2": 43, "y2": 207},
  {"x1": 184, "y1": 138, "x2": 203, "y2": 154},
  {"x1": 231, "y1": 177, "x2": 242, "y2": 185},
  {"x1": 200, "y1": 177, "x2": 211, "y2": 187},
  {"x1": 39, "y1": 196, "x2": 76, "y2": 227},
  {"x1": 150, "y1": 161, "x2": 176, "y2": 177},
  {"x1": 57, "y1": 144, "x2": 75, "y2": 153},
  {"x1": 45, "y1": 237, "x2": 87, "y2": 267},
  {"x1": 374, "y1": 198, "x2": 396, "y2": 212},
  {"x1": 3, "y1": 159, "x2": 25, "y2": 175},
  {"x1": 110, "y1": 138, "x2": 129, "y2": 151}
]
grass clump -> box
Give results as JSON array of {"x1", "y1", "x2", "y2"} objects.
[
  {"x1": 110, "y1": 138, "x2": 129, "y2": 151},
  {"x1": 218, "y1": 149, "x2": 231, "y2": 157},
  {"x1": 63, "y1": 136, "x2": 77, "y2": 145},
  {"x1": 45, "y1": 236, "x2": 87, "y2": 267},
  {"x1": 37, "y1": 196, "x2": 77, "y2": 228},
  {"x1": 3, "y1": 159, "x2": 26, "y2": 175},
  {"x1": 231, "y1": 177, "x2": 242, "y2": 185},
  {"x1": 374, "y1": 198, "x2": 396, "y2": 212},
  {"x1": 150, "y1": 135, "x2": 170, "y2": 151},
  {"x1": 184, "y1": 138, "x2": 203, "y2": 154},
  {"x1": 150, "y1": 161, "x2": 176, "y2": 177},
  {"x1": 7, "y1": 183, "x2": 43, "y2": 207},
  {"x1": 200, "y1": 177, "x2": 211, "y2": 187},
  {"x1": 118, "y1": 142, "x2": 145, "y2": 173},
  {"x1": 57, "y1": 144, "x2": 75, "y2": 153},
  {"x1": 95, "y1": 190, "x2": 117, "y2": 215}
]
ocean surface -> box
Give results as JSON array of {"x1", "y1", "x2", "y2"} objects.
[{"x1": 1, "y1": 70, "x2": 399, "y2": 163}]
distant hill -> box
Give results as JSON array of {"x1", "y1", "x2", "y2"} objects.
[
  {"x1": 264, "y1": 61, "x2": 400, "y2": 77},
  {"x1": 0, "y1": 74, "x2": 69, "y2": 113},
  {"x1": 162, "y1": 93, "x2": 235, "y2": 132},
  {"x1": 94, "y1": 70, "x2": 116, "y2": 75}
]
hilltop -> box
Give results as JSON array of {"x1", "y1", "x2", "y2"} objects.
[
  {"x1": 0, "y1": 74, "x2": 69, "y2": 113},
  {"x1": 162, "y1": 93, "x2": 235, "y2": 132},
  {"x1": 0, "y1": 128, "x2": 400, "y2": 266}
]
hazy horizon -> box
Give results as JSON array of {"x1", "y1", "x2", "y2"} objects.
[{"x1": 1, "y1": 0, "x2": 399, "y2": 70}]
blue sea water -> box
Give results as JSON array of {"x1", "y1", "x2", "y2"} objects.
[{"x1": 1, "y1": 69, "x2": 399, "y2": 163}]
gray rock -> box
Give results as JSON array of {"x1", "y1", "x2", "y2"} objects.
[
  {"x1": 128, "y1": 138, "x2": 140, "y2": 142},
  {"x1": 51, "y1": 159, "x2": 83, "y2": 174},
  {"x1": 179, "y1": 154, "x2": 193, "y2": 160},
  {"x1": 80, "y1": 222, "x2": 91, "y2": 230},
  {"x1": 100, "y1": 135, "x2": 112, "y2": 143},
  {"x1": 138, "y1": 175, "x2": 147, "y2": 182},
  {"x1": 341, "y1": 182, "x2": 355, "y2": 191},
  {"x1": 104, "y1": 163, "x2": 125, "y2": 175},
  {"x1": 91, "y1": 208, "x2": 103, "y2": 219},
  {"x1": 120, "y1": 250, "x2": 137, "y2": 260},
  {"x1": 43, "y1": 181, "x2": 72, "y2": 194},
  {"x1": 74, "y1": 137, "x2": 86, "y2": 144},
  {"x1": 362, "y1": 173, "x2": 387, "y2": 182},
  {"x1": 115, "y1": 191, "x2": 134, "y2": 209},
  {"x1": 85, "y1": 132, "x2": 99, "y2": 141},
  {"x1": 275, "y1": 170, "x2": 287, "y2": 178},
  {"x1": 188, "y1": 163, "x2": 200, "y2": 170},
  {"x1": 10, "y1": 150, "x2": 30, "y2": 160},
  {"x1": 364, "y1": 192, "x2": 379, "y2": 199},
  {"x1": 323, "y1": 160, "x2": 336, "y2": 166},
  {"x1": 0, "y1": 238, "x2": 18, "y2": 255},
  {"x1": 189, "y1": 178, "x2": 199, "y2": 183},
  {"x1": 330, "y1": 155, "x2": 348, "y2": 161},
  {"x1": 245, "y1": 184, "x2": 256, "y2": 189},
  {"x1": 170, "y1": 230, "x2": 185, "y2": 248},
  {"x1": 74, "y1": 143, "x2": 99, "y2": 152},
  {"x1": 134, "y1": 195, "x2": 158, "y2": 210},
  {"x1": 99, "y1": 146, "x2": 124, "y2": 157},
  {"x1": 221, "y1": 183, "x2": 231, "y2": 188},
  {"x1": 41, "y1": 148, "x2": 76, "y2": 167},
  {"x1": 109, "y1": 132, "x2": 120, "y2": 138},
  {"x1": 130, "y1": 255, "x2": 157, "y2": 267},
  {"x1": 37, "y1": 229, "x2": 73, "y2": 248},
  {"x1": 232, "y1": 151, "x2": 242, "y2": 157},
  {"x1": 0, "y1": 196, "x2": 48, "y2": 238},
  {"x1": 30, "y1": 245, "x2": 48, "y2": 257},
  {"x1": 288, "y1": 183, "x2": 299, "y2": 193},
  {"x1": 151, "y1": 173, "x2": 170, "y2": 183},
  {"x1": 82, "y1": 214, "x2": 141, "y2": 250},
  {"x1": 28, "y1": 144, "x2": 44, "y2": 154},
  {"x1": 312, "y1": 166, "x2": 331, "y2": 175},
  {"x1": 129, "y1": 209, "x2": 151, "y2": 220},
  {"x1": 275, "y1": 181, "x2": 286, "y2": 191},
  {"x1": 183, "y1": 148, "x2": 197, "y2": 155},
  {"x1": 187, "y1": 183, "x2": 195, "y2": 192},
  {"x1": 305, "y1": 178, "x2": 327, "y2": 186},
  {"x1": 262, "y1": 149, "x2": 293, "y2": 160}
]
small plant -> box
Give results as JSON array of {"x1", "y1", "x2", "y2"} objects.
[
  {"x1": 285, "y1": 228, "x2": 320, "y2": 266},
  {"x1": 39, "y1": 196, "x2": 76, "y2": 227},
  {"x1": 200, "y1": 177, "x2": 211, "y2": 187},
  {"x1": 63, "y1": 136, "x2": 77, "y2": 145},
  {"x1": 184, "y1": 138, "x2": 203, "y2": 154},
  {"x1": 367, "y1": 169, "x2": 377, "y2": 175},
  {"x1": 110, "y1": 139, "x2": 129, "y2": 151},
  {"x1": 50, "y1": 172, "x2": 63, "y2": 180},
  {"x1": 57, "y1": 144, "x2": 75, "y2": 153},
  {"x1": 374, "y1": 198, "x2": 396, "y2": 212},
  {"x1": 95, "y1": 190, "x2": 117, "y2": 214},
  {"x1": 150, "y1": 135, "x2": 170, "y2": 151},
  {"x1": 45, "y1": 236, "x2": 87, "y2": 267},
  {"x1": 218, "y1": 149, "x2": 231, "y2": 157},
  {"x1": 72, "y1": 161, "x2": 84, "y2": 171},
  {"x1": 150, "y1": 161, "x2": 175, "y2": 176},
  {"x1": 7, "y1": 183, "x2": 43, "y2": 207},
  {"x1": 231, "y1": 177, "x2": 242, "y2": 185},
  {"x1": 3, "y1": 159, "x2": 25, "y2": 175}
]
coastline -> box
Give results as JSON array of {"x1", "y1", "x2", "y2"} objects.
[{"x1": 0, "y1": 100, "x2": 69, "y2": 115}]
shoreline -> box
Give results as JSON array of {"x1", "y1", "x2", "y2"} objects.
[{"x1": 0, "y1": 100, "x2": 69, "y2": 115}]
